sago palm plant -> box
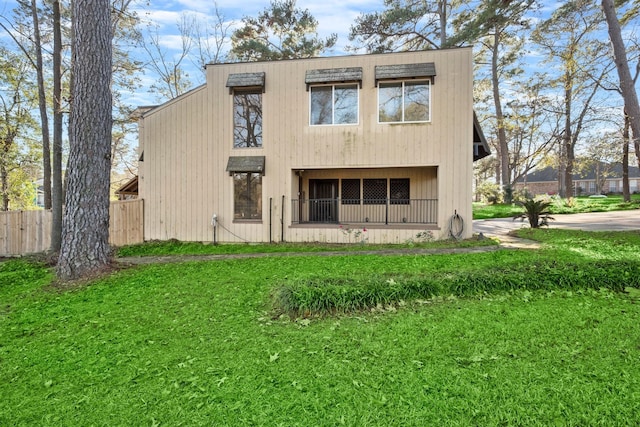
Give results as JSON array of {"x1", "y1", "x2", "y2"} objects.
[{"x1": 513, "y1": 198, "x2": 554, "y2": 228}]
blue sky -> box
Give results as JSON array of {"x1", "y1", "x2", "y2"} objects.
[
  {"x1": 128, "y1": 0, "x2": 384, "y2": 102},
  {"x1": 0, "y1": 0, "x2": 384, "y2": 104},
  {"x1": 134, "y1": 0, "x2": 380, "y2": 54}
]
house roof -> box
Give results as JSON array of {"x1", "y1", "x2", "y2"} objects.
[
  {"x1": 473, "y1": 112, "x2": 491, "y2": 161},
  {"x1": 519, "y1": 164, "x2": 640, "y2": 182},
  {"x1": 115, "y1": 175, "x2": 138, "y2": 195},
  {"x1": 131, "y1": 106, "x2": 158, "y2": 119}
]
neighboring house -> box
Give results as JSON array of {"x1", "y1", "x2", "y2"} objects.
[
  {"x1": 136, "y1": 48, "x2": 489, "y2": 244},
  {"x1": 515, "y1": 164, "x2": 640, "y2": 196},
  {"x1": 115, "y1": 175, "x2": 139, "y2": 200},
  {"x1": 35, "y1": 179, "x2": 45, "y2": 208}
]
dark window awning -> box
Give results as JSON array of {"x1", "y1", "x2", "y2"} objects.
[
  {"x1": 226, "y1": 156, "x2": 266, "y2": 174},
  {"x1": 375, "y1": 63, "x2": 436, "y2": 83},
  {"x1": 305, "y1": 67, "x2": 363, "y2": 90},
  {"x1": 473, "y1": 111, "x2": 491, "y2": 162},
  {"x1": 226, "y1": 72, "x2": 265, "y2": 93}
]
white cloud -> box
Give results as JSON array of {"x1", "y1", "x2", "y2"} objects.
[
  {"x1": 137, "y1": 9, "x2": 183, "y2": 27},
  {"x1": 155, "y1": 34, "x2": 187, "y2": 51}
]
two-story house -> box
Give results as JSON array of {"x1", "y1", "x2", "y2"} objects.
[{"x1": 136, "y1": 47, "x2": 489, "y2": 244}]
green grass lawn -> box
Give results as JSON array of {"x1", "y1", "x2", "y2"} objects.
[
  {"x1": 473, "y1": 194, "x2": 640, "y2": 219},
  {"x1": 2, "y1": 231, "x2": 640, "y2": 425},
  {"x1": 116, "y1": 237, "x2": 497, "y2": 258}
]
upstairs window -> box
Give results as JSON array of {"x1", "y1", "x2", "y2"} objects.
[
  {"x1": 310, "y1": 84, "x2": 359, "y2": 125},
  {"x1": 306, "y1": 67, "x2": 362, "y2": 126},
  {"x1": 378, "y1": 80, "x2": 430, "y2": 123},
  {"x1": 233, "y1": 89, "x2": 262, "y2": 148}
]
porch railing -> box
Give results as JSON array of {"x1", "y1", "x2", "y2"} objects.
[{"x1": 291, "y1": 198, "x2": 438, "y2": 225}]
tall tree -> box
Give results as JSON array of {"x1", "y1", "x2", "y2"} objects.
[
  {"x1": 349, "y1": 0, "x2": 461, "y2": 51},
  {"x1": 29, "y1": 0, "x2": 52, "y2": 211},
  {"x1": 532, "y1": 0, "x2": 606, "y2": 197},
  {"x1": 110, "y1": 0, "x2": 145, "y2": 178},
  {"x1": 0, "y1": 47, "x2": 39, "y2": 211},
  {"x1": 622, "y1": 113, "x2": 631, "y2": 200},
  {"x1": 57, "y1": 0, "x2": 112, "y2": 281},
  {"x1": 502, "y1": 80, "x2": 560, "y2": 185},
  {"x1": 190, "y1": 4, "x2": 232, "y2": 73},
  {"x1": 51, "y1": 0, "x2": 63, "y2": 252},
  {"x1": 141, "y1": 17, "x2": 193, "y2": 100},
  {"x1": 452, "y1": 0, "x2": 535, "y2": 202},
  {"x1": 230, "y1": 0, "x2": 336, "y2": 61},
  {"x1": 601, "y1": 0, "x2": 640, "y2": 169}
]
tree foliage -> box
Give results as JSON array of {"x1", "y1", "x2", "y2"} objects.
[
  {"x1": 349, "y1": 0, "x2": 462, "y2": 52},
  {"x1": 3, "y1": 0, "x2": 142, "y2": 250},
  {"x1": 602, "y1": 0, "x2": 640, "y2": 170},
  {"x1": 456, "y1": 0, "x2": 535, "y2": 202},
  {"x1": 230, "y1": 0, "x2": 336, "y2": 61},
  {"x1": 0, "y1": 47, "x2": 40, "y2": 211},
  {"x1": 141, "y1": 17, "x2": 193, "y2": 100},
  {"x1": 531, "y1": 0, "x2": 608, "y2": 197}
]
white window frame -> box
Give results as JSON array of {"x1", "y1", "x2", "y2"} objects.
[
  {"x1": 309, "y1": 83, "x2": 359, "y2": 126},
  {"x1": 377, "y1": 79, "x2": 431, "y2": 124}
]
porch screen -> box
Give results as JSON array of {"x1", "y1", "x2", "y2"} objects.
[
  {"x1": 341, "y1": 179, "x2": 360, "y2": 205},
  {"x1": 390, "y1": 179, "x2": 410, "y2": 205},
  {"x1": 363, "y1": 179, "x2": 387, "y2": 205}
]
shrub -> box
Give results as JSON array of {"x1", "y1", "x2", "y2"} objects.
[
  {"x1": 503, "y1": 184, "x2": 514, "y2": 205},
  {"x1": 476, "y1": 182, "x2": 502, "y2": 204}
]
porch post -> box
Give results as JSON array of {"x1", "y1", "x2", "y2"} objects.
[{"x1": 385, "y1": 198, "x2": 389, "y2": 225}]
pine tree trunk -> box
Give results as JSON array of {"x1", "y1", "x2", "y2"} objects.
[
  {"x1": 51, "y1": 0, "x2": 63, "y2": 253},
  {"x1": 622, "y1": 113, "x2": 630, "y2": 202},
  {"x1": 602, "y1": 0, "x2": 640, "y2": 169},
  {"x1": 57, "y1": 0, "x2": 112, "y2": 281},
  {"x1": 0, "y1": 160, "x2": 8, "y2": 211},
  {"x1": 562, "y1": 72, "x2": 574, "y2": 198},
  {"x1": 491, "y1": 31, "x2": 510, "y2": 201},
  {"x1": 30, "y1": 0, "x2": 52, "y2": 211}
]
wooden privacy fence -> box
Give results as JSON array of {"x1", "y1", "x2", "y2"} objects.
[
  {"x1": 108, "y1": 199, "x2": 144, "y2": 247},
  {"x1": 0, "y1": 199, "x2": 144, "y2": 256}
]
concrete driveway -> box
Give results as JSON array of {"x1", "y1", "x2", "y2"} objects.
[{"x1": 473, "y1": 209, "x2": 640, "y2": 237}]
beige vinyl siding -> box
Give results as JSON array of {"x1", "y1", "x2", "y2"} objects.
[{"x1": 140, "y1": 48, "x2": 474, "y2": 243}]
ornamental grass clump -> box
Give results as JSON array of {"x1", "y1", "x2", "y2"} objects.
[
  {"x1": 272, "y1": 260, "x2": 640, "y2": 316},
  {"x1": 273, "y1": 274, "x2": 441, "y2": 316}
]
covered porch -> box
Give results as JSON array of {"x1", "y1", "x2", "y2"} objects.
[{"x1": 290, "y1": 167, "x2": 438, "y2": 226}]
